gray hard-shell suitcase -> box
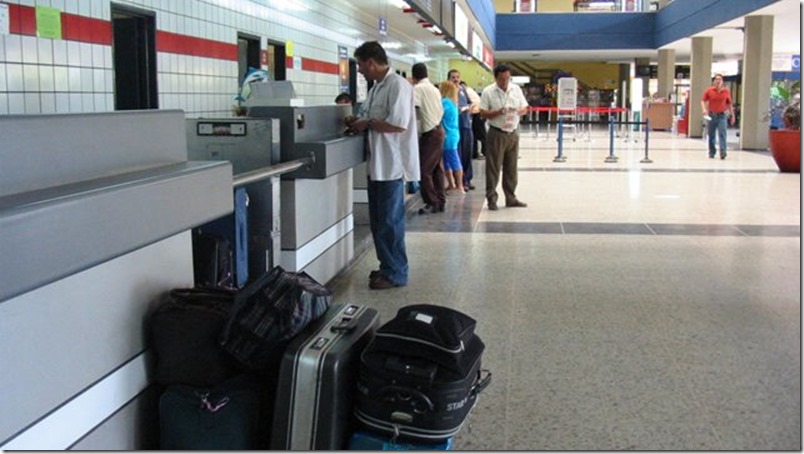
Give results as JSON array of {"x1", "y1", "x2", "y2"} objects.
[{"x1": 270, "y1": 303, "x2": 380, "y2": 450}]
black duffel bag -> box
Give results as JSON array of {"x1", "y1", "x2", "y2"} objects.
[
  {"x1": 354, "y1": 304, "x2": 491, "y2": 443},
  {"x1": 220, "y1": 266, "x2": 331, "y2": 370},
  {"x1": 149, "y1": 287, "x2": 241, "y2": 387}
]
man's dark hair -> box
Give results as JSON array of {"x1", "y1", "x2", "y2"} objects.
[
  {"x1": 412, "y1": 62, "x2": 428, "y2": 80},
  {"x1": 712, "y1": 73, "x2": 724, "y2": 81},
  {"x1": 334, "y1": 92, "x2": 351, "y2": 104},
  {"x1": 494, "y1": 64, "x2": 511, "y2": 78},
  {"x1": 354, "y1": 41, "x2": 388, "y2": 65},
  {"x1": 447, "y1": 69, "x2": 459, "y2": 79}
]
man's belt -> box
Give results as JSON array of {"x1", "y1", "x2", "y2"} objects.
[
  {"x1": 422, "y1": 124, "x2": 442, "y2": 135},
  {"x1": 489, "y1": 125, "x2": 515, "y2": 134}
]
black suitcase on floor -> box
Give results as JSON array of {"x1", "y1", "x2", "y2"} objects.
[
  {"x1": 354, "y1": 304, "x2": 491, "y2": 443},
  {"x1": 192, "y1": 231, "x2": 235, "y2": 289},
  {"x1": 159, "y1": 374, "x2": 262, "y2": 450},
  {"x1": 271, "y1": 304, "x2": 380, "y2": 450}
]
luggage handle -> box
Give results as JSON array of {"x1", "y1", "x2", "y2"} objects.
[
  {"x1": 379, "y1": 385, "x2": 435, "y2": 413},
  {"x1": 470, "y1": 369, "x2": 492, "y2": 397},
  {"x1": 330, "y1": 316, "x2": 358, "y2": 333}
]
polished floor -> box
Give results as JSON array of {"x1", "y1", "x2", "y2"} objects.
[{"x1": 331, "y1": 125, "x2": 801, "y2": 451}]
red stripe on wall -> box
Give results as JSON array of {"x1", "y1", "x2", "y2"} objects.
[
  {"x1": 8, "y1": 4, "x2": 37, "y2": 36},
  {"x1": 157, "y1": 30, "x2": 238, "y2": 61},
  {"x1": 302, "y1": 58, "x2": 339, "y2": 75},
  {"x1": 61, "y1": 13, "x2": 112, "y2": 45},
  {"x1": 3, "y1": 5, "x2": 338, "y2": 75}
]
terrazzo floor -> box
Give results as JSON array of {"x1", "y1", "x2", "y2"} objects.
[{"x1": 330, "y1": 126, "x2": 801, "y2": 451}]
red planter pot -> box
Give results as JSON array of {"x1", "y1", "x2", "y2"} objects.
[{"x1": 769, "y1": 129, "x2": 801, "y2": 173}]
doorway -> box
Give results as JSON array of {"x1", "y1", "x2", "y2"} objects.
[
  {"x1": 238, "y1": 33, "x2": 261, "y2": 84},
  {"x1": 265, "y1": 41, "x2": 286, "y2": 81},
  {"x1": 111, "y1": 4, "x2": 158, "y2": 110}
]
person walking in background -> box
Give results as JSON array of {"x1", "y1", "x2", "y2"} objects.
[
  {"x1": 411, "y1": 63, "x2": 446, "y2": 215},
  {"x1": 439, "y1": 80, "x2": 464, "y2": 195},
  {"x1": 448, "y1": 70, "x2": 477, "y2": 191},
  {"x1": 345, "y1": 41, "x2": 419, "y2": 290},
  {"x1": 479, "y1": 63, "x2": 529, "y2": 211},
  {"x1": 700, "y1": 73, "x2": 735, "y2": 160}
]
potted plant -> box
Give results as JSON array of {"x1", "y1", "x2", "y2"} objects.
[{"x1": 768, "y1": 81, "x2": 800, "y2": 172}]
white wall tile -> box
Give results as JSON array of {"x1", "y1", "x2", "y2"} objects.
[
  {"x1": 63, "y1": 0, "x2": 78, "y2": 14},
  {"x1": 92, "y1": 68, "x2": 105, "y2": 93},
  {"x1": 41, "y1": 92, "x2": 56, "y2": 113},
  {"x1": 67, "y1": 41, "x2": 81, "y2": 66},
  {"x1": 78, "y1": 0, "x2": 90, "y2": 17},
  {"x1": 39, "y1": 65, "x2": 54, "y2": 91},
  {"x1": 94, "y1": 93, "x2": 106, "y2": 111},
  {"x1": 0, "y1": 64, "x2": 6, "y2": 91},
  {"x1": 55, "y1": 92, "x2": 70, "y2": 113},
  {"x1": 8, "y1": 93, "x2": 25, "y2": 114},
  {"x1": 105, "y1": 93, "x2": 114, "y2": 110},
  {"x1": 82, "y1": 93, "x2": 94, "y2": 111},
  {"x1": 105, "y1": 69, "x2": 113, "y2": 92},
  {"x1": 0, "y1": 93, "x2": 8, "y2": 115},
  {"x1": 81, "y1": 67, "x2": 93, "y2": 91},
  {"x1": 6, "y1": 63, "x2": 23, "y2": 91},
  {"x1": 80, "y1": 42, "x2": 93, "y2": 67},
  {"x1": 37, "y1": 39, "x2": 54, "y2": 65},
  {"x1": 5, "y1": 35, "x2": 23, "y2": 63},
  {"x1": 92, "y1": 44, "x2": 105, "y2": 69},
  {"x1": 51, "y1": 0, "x2": 65, "y2": 13},
  {"x1": 21, "y1": 36, "x2": 38, "y2": 63},
  {"x1": 103, "y1": 46, "x2": 113, "y2": 69},
  {"x1": 69, "y1": 92, "x2": 83, "y2": 112},
  {"x1": 54, "y1": 65, "x2": 69, "y2": 91},
  {"x1": 68, "y1": 66, "x2": 81, "y2": 91},
  {"x1": 52, "y1": 39, "x2": 68, "y2": 65}
]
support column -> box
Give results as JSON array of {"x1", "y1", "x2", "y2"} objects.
[
  {"x1": 740, "y1": 15, "x2": 774, "y2": 150},
  {"x1": 689, "y1": 36, "x2": 712, "y2": 138},
  {"x1": 657, "y1": 49, "x2": 675, "y2": 100}
]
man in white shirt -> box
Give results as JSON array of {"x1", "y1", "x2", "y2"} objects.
[
  {"x1": 345, "y1": 41, "x2": 420, "y2": 289},
  {"x1": 479, "y1": 64, "x2": 529, "y2": 211},
  {"x1": 411, "y1": 62, "x2": 445, "y2": 215}
]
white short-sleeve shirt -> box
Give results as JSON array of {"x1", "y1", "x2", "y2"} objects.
[{"x1": 361, "y1": 68, "x2": 420, "y2": 182}]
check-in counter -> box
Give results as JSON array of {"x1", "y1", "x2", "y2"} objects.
[
  {"x1": 246, "y1": 101, "x2": 366, "y2": 284},
  {"x1": 0, "y1": 110, "x2": 232, "y2": 450}
]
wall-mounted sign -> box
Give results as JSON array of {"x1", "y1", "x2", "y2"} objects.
[
  {"x1": 557, "y1": 77, "x2": 578, "y2": 111},
  {"x1": 454, "y1": 5, "x2": 468, "y2": 50},
  {"x1": 338, "y1": 45, "x2": 349, "y2": 95},
  {"x1": 472, "y1": 31, "x2": 483, "y2": 61},
  {"x1": 772, "y1": 53, "x2": 801, "y2": 72},
  {"x1": 36, "y1": 6, "x2": 62, "y2": 39},
  {"x1": 286, "y1": 41, "x2": 294, "y2": 57},
  {"x1": 379, "y1": 16, "x2": 387, "y2": 36}
]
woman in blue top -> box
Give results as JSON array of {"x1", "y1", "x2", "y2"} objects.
[{"x1": 439, "y1": 81, "x2": 464, "y2": 194}]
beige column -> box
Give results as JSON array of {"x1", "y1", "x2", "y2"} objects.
[
  {"x1": 689, "y1": 36, "x2": 712, "y2": 138},
  {"x1": 739, "y1": 15, "x2": 774, "y2": 150},
  {"x1": 657, "y1": 49, "x2": 675, "y2": 100}
]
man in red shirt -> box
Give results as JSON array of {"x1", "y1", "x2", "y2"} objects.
[{"x1": 701, "y1": 74, "x2": 735, "y2": 159}]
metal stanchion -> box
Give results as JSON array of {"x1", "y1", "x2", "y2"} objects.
[
  {"x1": 640, "y1": 120, "x2": 653, "y2": 163},
  {"x1": 605, "y1": 116, "x2": 618, "y2": 163},
  {"x1": 553, "y1": 117, "x2": 566, "y2": 162}
]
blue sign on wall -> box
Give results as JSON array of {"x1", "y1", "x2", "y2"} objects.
[{"x1": 791, "y1": 54, "x2": 800, "y2": 72}]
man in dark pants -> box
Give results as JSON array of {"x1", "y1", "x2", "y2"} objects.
[
  {"x1": 411, "y1": 63, "x2": 446, "y2": 214},
  {"x1": 479, "y1": 64, "x2": 529, "y2": 211},
  {"x1": 345, "y1": 41, "x2": 419, "y2": 289},
  {"x1": 448, "y1": 70, "x2": 476, "y2": 190}
]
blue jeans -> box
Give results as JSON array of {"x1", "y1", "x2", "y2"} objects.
[
  {"x1": 707, "y1": 112, "x2": 728, "y2": 156},
  {"x1": 367, "y1": 178, "x2": 408, "y2": 286}
]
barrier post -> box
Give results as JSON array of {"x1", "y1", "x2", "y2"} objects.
[
  {"x1": 605, "y1": 115, "x2": 618, "y2": 163},
  {"x1": 553, "y1": 117, "x2": 566, "y2": 162},
  {"x1": 640, "y1": 120, "x2": 653, "y2": 163}
]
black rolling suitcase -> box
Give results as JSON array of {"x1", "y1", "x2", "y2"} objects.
[
  {"x1": 271, "y1": 304, "x2": 380, "y2": 450},
  {"x1": 354, "y1": 304, "x2": 491, "y2": 443}
]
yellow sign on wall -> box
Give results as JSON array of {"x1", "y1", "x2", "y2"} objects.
[{"x1": 36, "y1": 6, "x2": 62, "y2": 39}]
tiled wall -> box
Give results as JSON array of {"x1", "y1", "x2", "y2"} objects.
[{"x1": 0, "y1": 0, "x2": 437, "y2": 117}]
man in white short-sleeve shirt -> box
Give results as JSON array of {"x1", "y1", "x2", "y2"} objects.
[
  {"x1": 345, "y1": 41, "x2": 419, "y2": 289},
  {"x1": 479, "y1": 63, "x2": 529, "y2": 211}
]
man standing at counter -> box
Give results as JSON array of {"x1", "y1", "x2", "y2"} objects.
[{"x1": 345, "y1": 41, "x2": 419, "y2": 290}]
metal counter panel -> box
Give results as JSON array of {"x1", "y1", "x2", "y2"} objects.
[{"x1": 0, "y1": 161, "x2": 232, "y2": 304}]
